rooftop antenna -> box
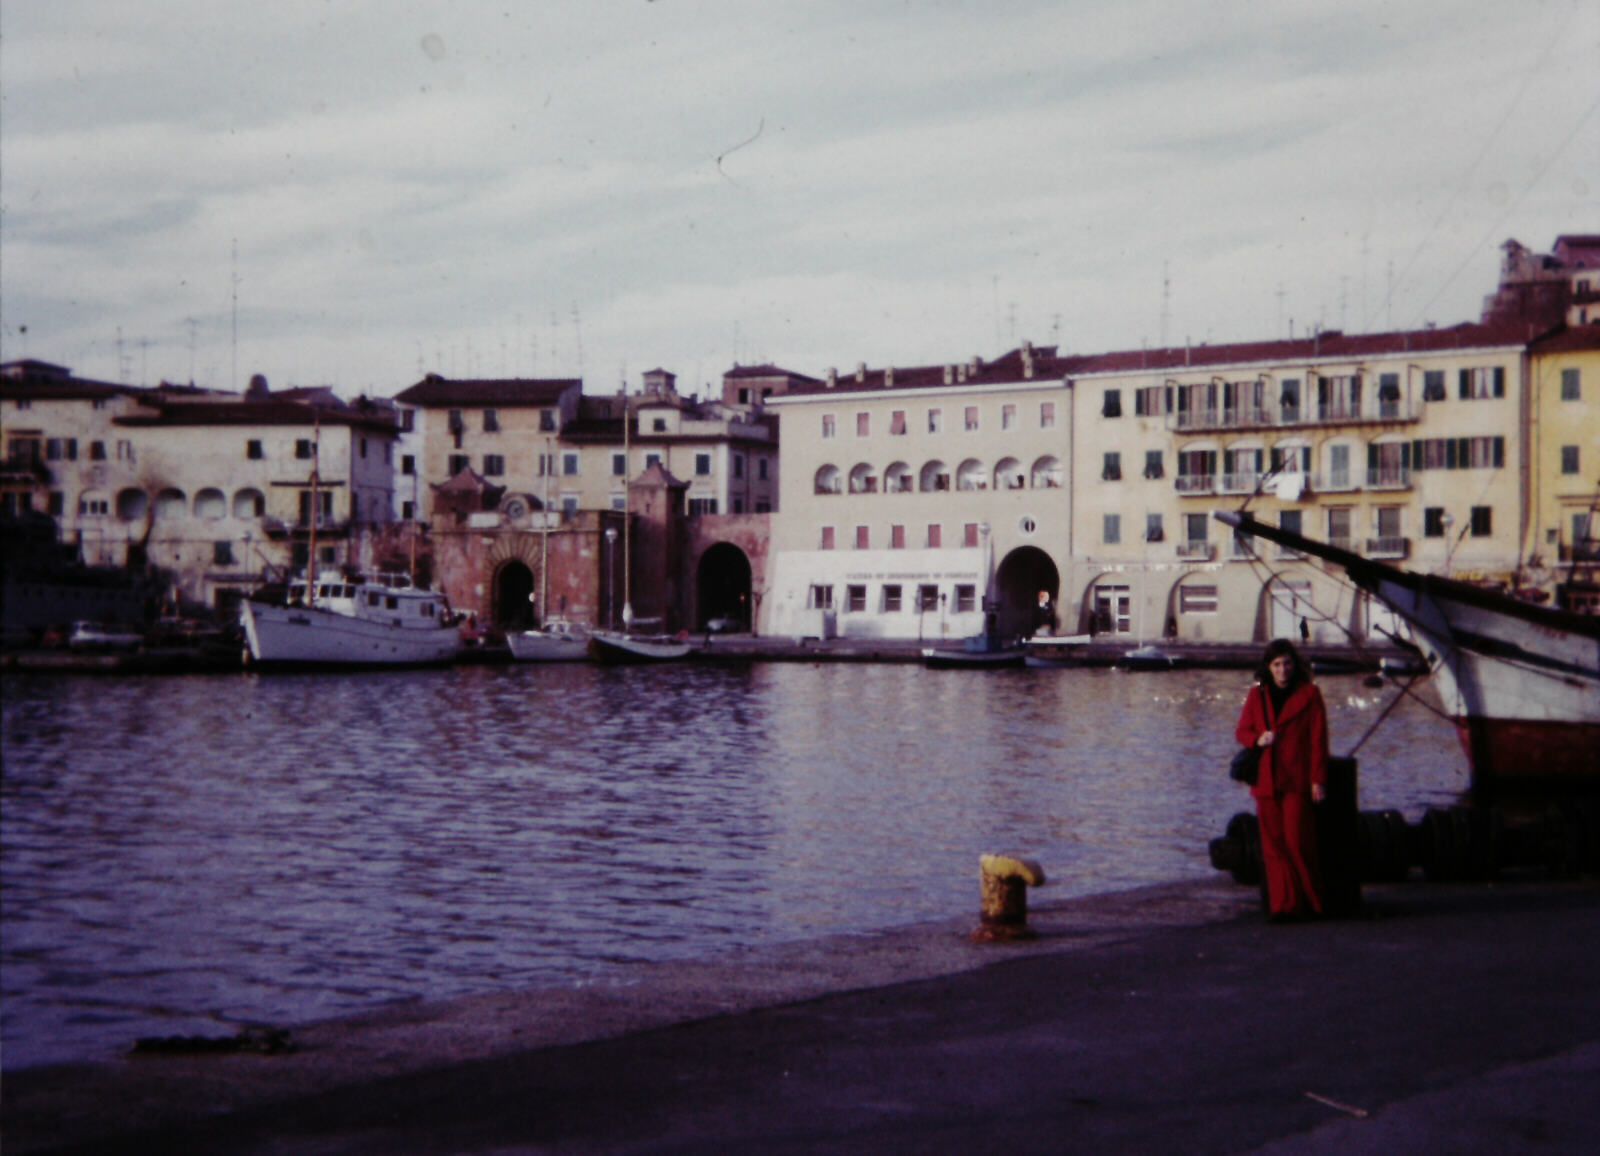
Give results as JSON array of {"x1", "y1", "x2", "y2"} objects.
[
  {"x1": 1275, "y1": 283, "x2": 1286, "y2": 339},
  {"x1": 1159, "y1": 261, "x2": 1171, "y2": 348},
  {"x1": 186, "y1": 317, "x2": 198, "y2": 384},
  {"x1": 230, "y1": 238, "x2": 239, "y2": 391},
  {"x1": 570, "y1": 303, "x2": 584, "y2": 379},
  {"x1": 116, "y1": 327, "x2": 129, "y2": 383}
]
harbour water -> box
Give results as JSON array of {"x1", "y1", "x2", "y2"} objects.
[{"x1": 1, "y1": 662, "x2": 1470, "y2": 1070}]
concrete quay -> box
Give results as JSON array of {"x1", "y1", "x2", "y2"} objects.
[{"x1": 6, "y1": 875, "x2": 1597, "y2": 1154}]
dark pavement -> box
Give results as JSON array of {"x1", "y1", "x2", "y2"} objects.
[{"x1": 6, "y1": 877, "x2": 1598, "y2": 1154}]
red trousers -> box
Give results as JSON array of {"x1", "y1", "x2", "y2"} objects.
[{"x1": 1257, "y1": 792, "x2": 1324, "y2": 916}]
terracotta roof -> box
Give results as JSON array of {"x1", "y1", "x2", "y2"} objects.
[
  {"x1": 393, "y1": 375, "x2": 579, "y2": 406},
  {"x1": 114, "y1": 399, "x2": 396, "y2": 433},
  {"x1": 722, "y1": 363, "x2": 822, "y2": 383},
  {"x1": 1528, "y1": 324, "x2": 1600, "y2": 353},
  {"x1": 0, "y1": 360, "x2": 128, "y2": 401}
]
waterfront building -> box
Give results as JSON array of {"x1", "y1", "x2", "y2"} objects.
[
  {"x1": 1525, "y1": 325, "x2": 1600, "y2": 613},
  {"x1": 1, "y1": 360, "x2": 398, "y2": 615},
  {"x1": 765, "y1": 345, "x2": 1073, "y2": 642}
]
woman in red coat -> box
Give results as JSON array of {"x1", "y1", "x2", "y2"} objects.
[{"x1": 1235, "y1": 639, "x2": 1328, "y2": 919}]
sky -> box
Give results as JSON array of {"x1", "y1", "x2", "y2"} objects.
[{"x1": 2, "y1": 1, "x2": 1596, "y2": 401}]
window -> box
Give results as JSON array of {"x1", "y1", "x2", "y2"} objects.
[
  {"x1": 402, "y1": 500, "x2": 415, "y2": 520},
  {"x1": 448, "y1": 453, "x2": 470, "y2": 475},
  {"x1": 856, "y1": 412, "x2": 870, "y2": 437},
  {"x1": 1135, "y1": 385, "x2": 1168, "y2": 416},
  {"x1": 540, "y1": 409, "x2": 557, "y2": 432},
  {"x1": 822, "y1": 414, "x2": 836, "y2": 438},
  {"x1": 653, "y1": 417, "x2": 668, "y2": 432},
  {"x1": 90, "y1": 441, "x2": 106, "y2": 461},
  {"x1": 820, "y1": 526, "x2": 835, "y2": 550},
  {"x1": 613, "y1": 452, "x2": 627, "y2": 476},
  {"x1": 890, "y1": 410, "x2": 907, "y2": 436},
  {"x1": 1561, "y1": 446, "x2": 1580, "y2": 475},
  {"x1": 883, "y1": 585, "x2": 903, "y2": 613},
  {"x1": 396, "y1": 453, "x2": 413, "y2": 477},
  {"x1": 1327, "y1": 507, "x2": 1353, "y2": 546},
  {"x1": 47, "y1": 491, "x2": 64, "y2": 516},
  {"x1": 1102, "y1": 389, "x2": 1122, "y2": 418},
  {"x1": 1458, "y1": 366, "x2": 1505, "y2": 399},
  {"x1": 688, "y1": 497, "x2": 719, "y2": 515},
  {"x1": 1413, "y1": 436, "x2": 1503, "y2": 470},
  {"x1": 483, "y1": 454, "x2": 505, "y2": 476},
  {"x1": 241, "y1": 438, "x2": 264, "y2": 461},
  {"x1": 846, "y1": 584, "x2": 867, "y2": 613},
  {"x1": 399, "y1": 409, "x2": 415, "y2": 432},
  {"x1": 1040, "y1": 401, "x2": 1056, "y2": 428},
  {"x1": 1144, "y1": 450, "x2": 1164, "y2": 479},
  {"x1": 1561, "y1": 368, "x2": 1581, "y2": 401},
  {"x1": 695, "y1": 453, "x2": 712, "y2": 476},
  {"x1": 45, "y1": 438, "x2": 62, "y2": 461},
  {"x1": 1279, "y1": 509, "x2": 1303, "y2": 538},
  {"x1": 855, "y1": 525, "x2": 869, "y2": 549},
  {"x1": 295, "y1": 439, "x2": 313, "y2": 459},
  {"x1": 1184, "y1": 512, "x2": 1208, "y2": 547},
  {"x1": 808, "y1": 584, "x2": 834, "y2": 610},
  {"x1": 1470, "y1": 506, "x2": 1492, "y2": 537},
  {"x1": 483, "y1": 409, "x2": 499, "y2": 432},
  {"x1": 1145, "y1": 513, "x2": 1164, "y2": 542},
  {"x1": 758, "y1": 457, "x2": 768, "y2": 480},
  {"x1": 928, "y1": 408, "x2": 943, "y2": 434},
  {"x1": 890, "y1": 524, "x2": 905, "y2": 549},
  {"x1": 963, "y1": 522, "x2": 979, "y2": 548},
  {"x1": 80, "y1": 495, "x2": 110, "y2": 516},
  {"x1": 927, "y1": 523, "x2": 941, "y2": 548},
  {"x1": 1179, "y1": 585, "x2": 1219, "y2": 614},
  {"x1": 563, "y1": 452, "x2": 579, "y2": 476},
  {"x1": 1424, "y1": 507, "x2": 1446, "y2": 538},
  {"x1": 1423, "y1": 370, "x2": 1447, "y2": 401},
  {"x1": 730, "y1": 454, "x2": 743, "y2": 479},
  {"x1": 448, "y1": 408, "x2": 464, "y2": 432},
  {"x1": 1103, "y1": 513, "x2": 1121, "y2": 544},
  {"x1": 1102, "y1": 452, "x2": 1122, "y2": 481},
  {"x1": 645, "y1": 452, "x2": 662, "y2": 469},
  {"x1": 561, "y1": 495, "x2": 579, "y2": 517},
  {"x1": 213, "y1": 541, "x2": 235, "y2": 566},
  {"x1": 918, "y1": 584, "x2": 940, "y2": 611},
  {"x1": 964, "y1": 406, "x2": 979, "y2": 431},
  {"x1": 1002, "y1": 404, "x2": 1017, "y2": 430},
  {"x1": 955, "y1": 584, "x2": 977, "y2": 613}
]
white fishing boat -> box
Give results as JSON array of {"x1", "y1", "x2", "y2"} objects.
[
  {"x1": 922, "y1": 632, "x2": 1026, "y2": 669},
  {"x1": 241, "y1": 572, "x2": 462, "y2": 668},
  {"x1": 1023, "y1": 633, "x2": 1093, "y2": 668},
  {"x1": 506, "y1": 620, "x2": 591, "y2": 662},
  {"x1": 588, "y1": 630, "x2": 695, "y2": 664},
  {"x1": 1218, "y1": 511, "x2": 1600, "y2": 796}
]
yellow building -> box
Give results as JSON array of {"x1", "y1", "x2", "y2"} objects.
[{"x1": 1526, "y1": 326, "x2": 1600, "y2": 612}]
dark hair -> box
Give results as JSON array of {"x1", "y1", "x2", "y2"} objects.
[{"x1": 1257, "y1": 638, "x2": 1311, "y2": 689}]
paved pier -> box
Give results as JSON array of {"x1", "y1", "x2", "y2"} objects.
[{"x1": 6, "y1": 876, "x2": 1597, "y2": 1154}]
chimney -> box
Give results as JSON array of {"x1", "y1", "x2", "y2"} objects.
[
  {"x1": 943, "y1": 365, "x2": 954, "y2": 384},
  {"x1": 856, "y1": 362, "x2": 867, "y2": 384},
  {"x1": 826, "y1": 368, "x2": 837, "y2": 389},
  {"x1": 885, "y1": 367, "x2": 895, "y2": 389}
]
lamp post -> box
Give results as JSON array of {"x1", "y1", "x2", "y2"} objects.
[{"x1": 604, "y1": 526, "x2": 618, "y2": 629}]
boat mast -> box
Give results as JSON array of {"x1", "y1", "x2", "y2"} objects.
[
  {"x1": 540, "y1": 435, "x2": 552, "y2": 624},
  {"x1": 306, "y1": 419, "x2": 320, "y2": 607},
  {"x1": 622, "y1": 390, "x2": 632, "y2": 629}
]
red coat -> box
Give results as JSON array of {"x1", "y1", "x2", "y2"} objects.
[{"x1": 1235, "y1": 681, "x2": 1329, "y2": 799}]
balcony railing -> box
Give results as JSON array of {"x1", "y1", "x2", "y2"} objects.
[
  {"x1": 1317, "y1": 469, "x2": 1357, "y2": 492},
  {"x1": 1175, "y1": 474, "x2": 1216, "y2": 494},
  {"x1": 1366, "y1": 467, "x2": 1412, "y2": 490},
  {"x1": 1167, "y1": 399, "x2": 1417, "y2": 433},
  {"x1": 1228, "y1": 536, "x2": 1259, "y2": 560},
  {"x1": 1219, "y1": 472, "x2": 1261, "y2": 494},
  {"x1": 1177, "y1": 540, "x2": 1215, "y2": 561},
  {"x1": 1329, "y1": 536, "x2": 1355, "y2": 553},
  {"x1": 1367, "y1": 536, "x2": 1410, "y2": 559}
]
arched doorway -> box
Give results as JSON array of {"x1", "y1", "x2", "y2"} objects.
[
  {"x1": 696, "y1": 543, "x2": 753, "y2": 631},
  {"x1": 493, "y1": 560, "x2": 535, "y2": 628},
  {"x1": 993, "y1": 546, "x2": 1060, "y2": 640}
]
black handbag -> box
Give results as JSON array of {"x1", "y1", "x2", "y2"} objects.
[{"x1": 1229, "y1": 745, "x2": 1260, "y2": 785}]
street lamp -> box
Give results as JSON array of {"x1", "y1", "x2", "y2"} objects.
[{"x1": 604, "y1": 526, "x2": 618, "y2": 629}]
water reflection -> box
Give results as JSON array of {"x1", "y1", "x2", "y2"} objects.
[{"x1": 0, "y1": 664, "x2": 1468, "y2": 1068}]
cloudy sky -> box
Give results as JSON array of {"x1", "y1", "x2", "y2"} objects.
[{"x1": 2, "y1": 1, "x2": 1596, "y2": 400}]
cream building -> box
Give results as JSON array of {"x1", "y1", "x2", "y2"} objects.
[
  {"x1": 1526, "y1": 326, "x2": 1600, "y2": 613},
  {"x1": 766, "y1": 345, "x2": 1072, "y2": 641}
]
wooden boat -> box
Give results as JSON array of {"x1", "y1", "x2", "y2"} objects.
[
  {"x1": 1117, "y1": 644, "x2": 1187, "y2": 672},
  {"x1": 1218, "y1": 511, "x2": 1600, "y2": 798},
  {"x1": 506, "y1": 620, "x2": 590, "y2": 662},
  {"x1": 240, "y1": 572, "x2": 461, "y2": 668},
  {"x1": 922, "y1": 633, "x2": 1026, "y2": 669},
  {"x1": 588, "y1": 630, "x2": 695, "y2": 664}
]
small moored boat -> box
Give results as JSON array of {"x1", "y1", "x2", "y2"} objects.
[
  {"x1": 588, "y1": 630, "x2": 695, "y2": 664},
  {"x1": 922, "y1": 632, "x2": 1026, "y2": 669},
  {"x1": 506, "y1": 620, "x2": 591, "y2": 662}
]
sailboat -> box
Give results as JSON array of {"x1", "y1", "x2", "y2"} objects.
[
  {"x1": 507, "y1": 438, "x2": 592, "y2": 662},
  {"x1": 1218, "y1": 511, "x2": 1599, "y2": 798}
]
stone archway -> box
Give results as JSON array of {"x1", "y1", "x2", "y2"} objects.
[
  {"x1": 493, "y1": 560, "x2": 535, "y2": 628},
  {"x1": 993, "y1": 546, "x2": 1061, "y2": 640},
  {"x1": 696, "y1": 542, "x2": 753, "y2": 631}
]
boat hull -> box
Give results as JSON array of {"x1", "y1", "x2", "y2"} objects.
[
  {"x1": 506, "y1": 629, "x2": 590, "y2": 662},
  {"x1": 588, "y1": 632, "x2": 694, "y2": 663},
  {"x1": 922, "y1": 647, "x2": 1025, "y2": 669},
  {"x1": 242, "y1": 601, "x2": 461, "y2": 668}
]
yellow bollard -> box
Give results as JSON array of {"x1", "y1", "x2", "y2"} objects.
[{"x1": 971, "y1": 853, "x2": 1047, "y2": 942}]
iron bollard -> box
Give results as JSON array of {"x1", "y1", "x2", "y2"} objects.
[{"x1": 971, "y1": 853, "x2": 1047, "y2": 942}]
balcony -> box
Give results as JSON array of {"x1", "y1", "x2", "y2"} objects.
[
  {"x1": 1177, "y1": 540, "x2": 1216, "y2": 561},
  {"x1": 1315, "y1": 469, "x2": 1358, "y2": 493},
  {"x1": 1228, "y1": 536, "x2": 1259, "y2": 561},
  {"x1": 1219, "y1": 472, "x2": 1261, "y2": 495},
  {"x1": 1175, "y1": 474, "x2": 1216, "y2": 495},
  {"x1": 1168, "y1": 399, "x2": 1417, "y2": 433},
  {"x1": 1367, "y1": 536, "x2": 1411, "y2": 559},
  {"x1": 1366, "y1": 466, "x2": 1412, "y2": 490}
]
